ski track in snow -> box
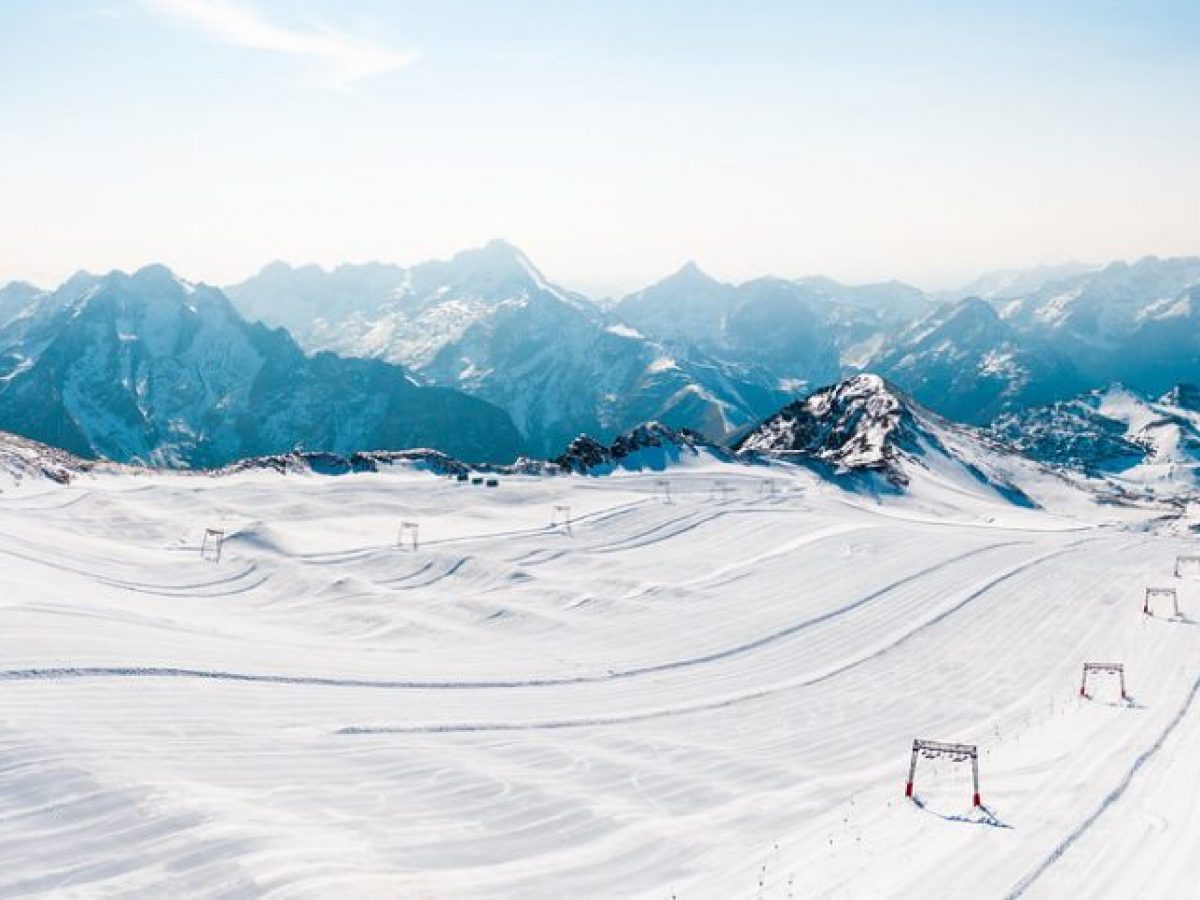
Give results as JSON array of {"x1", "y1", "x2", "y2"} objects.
[
  {"x1": 1005, "y1": 662, "x2": 1200, "y2": 897},
  {"x1": 0, "y1": 464, "x2": 1196, "y2": 897}
]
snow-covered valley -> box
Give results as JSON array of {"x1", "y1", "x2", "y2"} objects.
[{"x1": 2, "y1": 449, "x2": 1198, "y2": 897}]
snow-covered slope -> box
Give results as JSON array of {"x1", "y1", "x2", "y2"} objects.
[
  {"x1": 952, "y1": 261, "x2": 1099, "y2": 302},
  {"x1": 996, "y1": 384, "x2": 1200, "y2": 492},
  {"x1": 736, "y1": 374, "x2": 1078, "y2": 511},
  {"x1": 1, "y1": 428, "x2": 1195, "y2": 897},
  {"x1": 0, "y1": 266, "x2": 525, "y2": 467},
  {"x1": 869, "y1": 297, "x2": 1083, "y2": 424},
  {"x1": 616, "y1": 263, "x2": 927, "y2": 386},
  {"x1": 990, "y1": 257, "x2": 1200, "y2": 394},
  {"x1": 0, "y1": 429, "x2": 96, "y2": 486},
  {"x1": 229, "y1": 241, "x2": 581, "y2": 369},
  {"x1": 222, "y1": 248, "x2": 1200, "y2": 454}
]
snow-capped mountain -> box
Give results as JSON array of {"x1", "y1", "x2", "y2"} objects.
[
  {"x1": 951, "y1": 261, "x2": 1099, "y2": 302},
  {"x1": 0, "y1": 266, "x2": 525, "y2": 467},
  {"x1": 0, "y1": 428, "x2": 96, "y2": 486},
  {"x1": 553, "y1": 421, "x2": 727, "y2": 474},
  {"x1": 869, "y1": 296, "x2": 1083, "y2": 424},
  {"x1": 228, "y1": 241, "x2": 581, "y2": 369},
  {"x1": 735, "y1": 373, "x2": 1044, "y2": 505},
  {"x1": 229, "y1": 242, "x2": 797, "y2": 456},
  {"x1": 9, "y1": 248, "x2": 1200, "y2": 473},
  {"x1": 616, "y1": 263, "x2": 925, "y2": 382},
  {"x1": 993, "y1": 383, "x2": 1200, "y2": 489},
  {"x1": 870, "y1": 256, "x2": 1200, "y2": 426},
  {"x1": 794, "y1": 275, "x2": 932, "y2": 365},
  {"x1": 989, "y1": 256, "x2": 1200, "y2": 393},
  {"x1": 420, "y1": 285, "x2": 794, "y2": 457},
  {"x1": 0, "y1": 281, "x2": 45, "y2": 331}
]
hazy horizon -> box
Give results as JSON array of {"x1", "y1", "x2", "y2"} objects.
[
  {"x1": 0, "y1": 237, "x2": 1123, "y2": 300},
  {"x1": 3, "y1": 1, "x2": 1198, "y2": 293}
]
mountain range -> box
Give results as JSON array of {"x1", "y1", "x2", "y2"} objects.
[
  {"x1": 2, "y1": 242, "x2": 1199, "y2": 469},
  {"x1": 225, "y1": 242, "x2": 1200, "y2": 449},
  {"x1": 0, "y1": 266, "x2": 523, "y2": 467}
]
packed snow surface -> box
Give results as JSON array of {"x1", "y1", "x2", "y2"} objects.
[{"x1": 1, "y1": 455, "x2": 1198, "y2": 897}]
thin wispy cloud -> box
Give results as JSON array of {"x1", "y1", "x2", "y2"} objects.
[{"x1": 146, "y1": 0, "x2": 420, "y2": 87}]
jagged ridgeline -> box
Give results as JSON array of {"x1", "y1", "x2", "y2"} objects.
[
  {"x1": 3, "y1": 246, "x2": 1200, "y2": 469},
  {"x1": 0, "y1": 266, "x2": 525, "y2": 467}
]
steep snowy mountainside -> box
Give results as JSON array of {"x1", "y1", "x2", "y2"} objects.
[
  {"x1": 869, "y1": 296, "x2": 1083, "y2": 424},
  {"x1": 229, "y1": 243, "x2": 798, "y2": 458},
  {"x1": 737, "y1": 374, "x2": 917, "y2": 476},
  {"x1": 0, "y1": 266, "x2": 525, "y2": 467},
  {"x1": 952, "y1": 261, "x2": 1099, "y2": 302},
  {"x1": 226, "y1": 259, "x2": 407, "y2": 347},
  {"x1": 420, "y1": 286, "x2": 792, "y2": 457},
  {"x1": 0, "y1": 281, "x2": 46, "y2": 330},
  {"x1": 21, "y1": 247, "x2": 1200, "y2": 469},
  {"x1": 736, "y1": 374, "x2": 1061, "y2": 508},
  {"x1": 988, "y1": 257, "x2": 1200, "y2": 394},
  {"x1": 0, "y1": 429, "x2": 97, "y2": 486},
  {"x1": 615, "y1": 264, "x2": 928, "y2": 383},
  {"x1": 995, "y1": 256, "x2": 1200, "y2": 334},
  {"x1": 552, "y1": 421, "x2": 730, "y2": 474},
  {"x1": 228, "y1": 240, "x2": 596, "y2": 369},
  {"x1": 613, "y1": 261, "x2": 739, "y2": 348},
  {"x1": 990, "y1": 392, "x2": 1148, "y2": 474},
  {"x1": 795, "y1": 275, "x2": 932, "y2": 361},
  {"x1": 995, "y1": 384, "x2": 1200, "y2": 490},
  {"x1": 218, "y1": 447, "x2": 473, "y2": 477}
]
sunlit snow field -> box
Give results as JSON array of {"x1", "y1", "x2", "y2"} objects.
[{"x1": 1, "y1": 458, "x2": 1197, "y2": 897}]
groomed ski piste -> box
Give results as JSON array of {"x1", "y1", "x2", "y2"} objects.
[{"x1": 1, "y1": 447, "x2": 1199, "y2": 898}]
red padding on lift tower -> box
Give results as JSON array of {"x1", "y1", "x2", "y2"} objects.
[
  {"x1": 905, "y1": 782, "x2": 913, "y2": 797},
  {"x1": 973, "y1": 793, "x2": 981, "y2": 807}
]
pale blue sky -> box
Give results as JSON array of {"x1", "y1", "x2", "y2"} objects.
[{"x1": 1, "y1": 0, "x2": 1197, "y2": 294}]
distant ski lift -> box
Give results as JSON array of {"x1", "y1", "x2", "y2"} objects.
[
  {"x1": 1174, "y1": 555, "x2": 1200, "y2": 578},
  {"x1": 710, "y1": 480, "x2": 732, "y2": 501},
  {"x1": 759, "y1": 478, "x2": 779, "y2": 497},
  {"x1": 397, "y1": 521, "x2": 419, "y2": 552},
  {"x1": 1080, "y1": 662, "x2": 1127, "y2": 701},
  {"x1": 200, "y1": 528, "x2": 225, "y2": 563},
  {"x1": 551, "y1": 505, "x2": 572, "y2": 533},
  {"x1": 653, "y1": 478, "x2": 672, "y2": 504},
  {"x1": 1144, "y1": 586, "x2": 1180, "y2": 618},
  {"x1": 905, "y1": 739, "x2": 981, "y2": 807}
]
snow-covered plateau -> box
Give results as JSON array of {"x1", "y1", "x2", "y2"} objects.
[{"x1": 2, "y1": 417, "x2": 1199, "y2": 898}]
